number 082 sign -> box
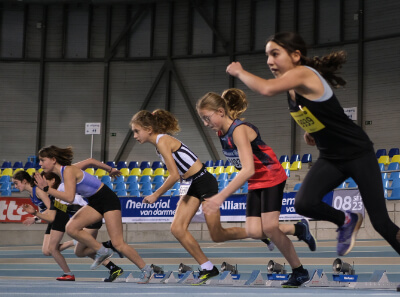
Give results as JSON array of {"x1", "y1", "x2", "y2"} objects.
[{"x1": 332, "y1": 189, "x2": 365, "y2": 216}]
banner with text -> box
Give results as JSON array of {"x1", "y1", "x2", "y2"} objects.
[{"x1": 0, "y1": 197, "x2": 36, "y2": 223}]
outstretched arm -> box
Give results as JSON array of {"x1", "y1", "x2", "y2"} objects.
[{"x1": 73, "y1": 158, "x2": 121, "y2": 177}]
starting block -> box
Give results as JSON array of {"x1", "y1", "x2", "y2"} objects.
[
  {"x1": 208, "y1": 271, "x2": 240, "y2": 285},
  {"x1": 349, "y1": 270, "x2": 399, "y2": 289},
  {"x1": 244, "y1": 270, "x2": 265, "y2": 286},
  {"x1": 177, "y1": 271, "x2": 196, "y2": 284},
  {"x1": 162, "y1": 271, "x2": 178, "y2": 284},
  {"x1": 305, "y1": 269, "x2": 348, "y2": 287},
  {"x1": 125, "y1": 272, "x2": 139, "y2": 283}
]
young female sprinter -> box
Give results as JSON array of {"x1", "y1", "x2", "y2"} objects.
[
  {"x1": 197, "y1": 88, "x2": 310, "y2": 287},
  {"x1": 33, "y1": 148, "x2": 153, "y2": 283},
  {"x1": 225, "y1": 31, "x2": 400, "y2": 259}
]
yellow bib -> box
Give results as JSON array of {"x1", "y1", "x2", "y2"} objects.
[
  {"x1": 54, "y1": 199, "x2": 67, "y2": 212},
  {"x1": 290, "y1": 106, "x2": 325, "y2": 133}
]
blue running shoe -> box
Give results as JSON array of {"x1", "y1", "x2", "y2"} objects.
[
  {"x1": 91, "y1": 248, "x2": 113, "y2": 270},
  {"x1": 261, "y1": 238, "x2": 275, "y2": 251},
  {"x1": 336, "y1": 211, "x2": 363, "y2": 256},
  {"x1": 281, "y1": 269, "x2": 309, "y2": 288},
  {"x1": 296, "y1": 219, "x2": 317, "y2": 251}
]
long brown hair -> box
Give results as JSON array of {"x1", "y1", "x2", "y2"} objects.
[
  {"x1": 130, "y1": 109, "x2": 180, "y2": 135},
  {"x1": 38, "y1": 145, "x2": 73, "y2": 166}
]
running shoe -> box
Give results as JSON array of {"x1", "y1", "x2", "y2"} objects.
[
  {"x1": 56, "y1": 274, "x2": 75, "y2": 281},
  {"x1": 137, "y1": 267, "x2": 154, "y2": 284},
  {"x1": 191, "y1": 266, "x2": 219, "y2": 285},
  {"x1": 336, "y1": 211, "x2": 363, "y2": 256},
  {"x1": 103, "y1": 240, "x2": 124, "y2": 258},
  {"x1": 281, "y1": 269, "x2": 309, "y2": 288},
  {"x1": 90, "y1": 248, "x2": 113, "y2": 270},
  {"x1": 296, "y1": 219, "x2": 317, "y2": 251},
  {"x1": 261, "y1": 238, "x2": 275, "y2": 251},
  {"x1": 104, "y1": 267, "x2": 124, "y2": 282}
]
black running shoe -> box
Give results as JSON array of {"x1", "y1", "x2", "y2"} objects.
[
  {"x1": 103, "y1": 240, "x2": 124, "y2": 258},
  {"x1": 104, "y1": 267, "x2": 124, "y2": 282},
  {"x1": 281, "y1": 269, "x2": 310, "y2": 288},
  {"x1": 296, "y1": 219, "x2": 317, "y2": 251},
  {"x1": 191, "y1": 266, "x2": 219, "y2": 285}
]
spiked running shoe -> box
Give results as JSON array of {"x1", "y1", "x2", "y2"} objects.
[
  {"x1": 281, "y1": 269, "x2": 309, "y2": 288},
  {"x1": 191, "y1": 266, "x2": 219, "y2": 285},
  {"x1": 336, "y1": 211, "x2": 363, "y2": 256},
  {"x1": 56, "y1": 274, "x2": 75, "y2": 281},
  {"x1": 137, "y1": 268, "x2": 154, "y2": 284},
  {"x1": 296, "y1": 219, "x2": 317, "y2": 251},
  {"x1": 90, "y1": 248, "x2": 113, "y2": 270},
  {"x1": 104, "y1": 267, "x2": 124, "y2": 282},
  {"x1": 261, "y1": 238, "x2": 275, "y2": 251}
]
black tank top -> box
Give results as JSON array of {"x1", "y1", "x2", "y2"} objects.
[{"x1": 288, "y1": 91, "x2": 374, "y2": 160}]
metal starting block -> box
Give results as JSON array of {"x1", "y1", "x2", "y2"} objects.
[
  {"x1": 244, "y1": 270, "x2": 265, "y2": 286},
  {"x1": 177, "y1": 271, "x2": 196, "y2": 284},
  {"x1": 349, "y1": 270, "x2": 399, "y2": 289},
  {"x1": 306, "y1": 269, "x2": 349, "y2": 287},
  {"x1": 207, "y1": 271, "x2": 240, "y2": 285},
  {"x1": 161, "y1": 271, "x2": 178, "y2": 284}
]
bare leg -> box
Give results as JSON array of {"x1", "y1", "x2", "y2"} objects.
[
  {"x1": 42, "y1": 234, "x2": 51, "y2": 256},
  {"x1": 48, "y1": 230, "x2": 72, "y2": 273},
  {"x1": 171, "y1": 195, "x2": 209, "y2": 265}
]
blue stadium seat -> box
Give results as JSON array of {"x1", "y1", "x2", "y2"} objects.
[
  {"x1": 376, "y1": 149, "x2": 387, "y2": 158},
  {"x1": 387, "y1": 162, "x2": 400, "y2": 171},
  {"x1": 388, "y1": 148, "x2": 400, "y2": 158},
  {"x1": 279, "y1": 155, "x2": 289, "y2": 163},
  {"x1": 386, "y1": 175, "x2": 400, "y2": 190},
  {"x1": 101, "y1": 175, "x2": 112, "y2": 184},
  {"x1": 139, "y1": 175, "x2": 151, "y2": 184},
  {"x1": 116, "y1": 161, "x2": 127, "y2": 169},
  {"x1": 129, "y1": 189, "x2": 140, "y2": 197},
  {"x1": 301, "y1": 154, "x2": 312, "y2": 163},
  {"x1": 241, "y1": 182, "x2": 248, "y2": 194},
  {"x1": 106, "y1": 161, "x2": 115, "y2": 168},
  {"x1": 13, "y1": 161, "x2": 23, "y2": 169},
  {"x1": 285, "y1": 169, "x2": 290, "y2": 177},
  {"x1": 0, "y1": 175, "x2": 10, "y2": 185},
  {"x1": 171, "y1": 182, "x2": 180, "y2": 190},
  {"x1": 387, "y1": 187, "x2": 400, "y2": 200},
  {"x1": 1, "y1": 189, "x2": 11, "y2": 196},
  {"x1": 116, "y1": 189, "x2": 127, "y2": 196},
  {"x1": 214, "y1": 160, "x2": 224, "y2": 167},
  {"x1": 114, "y1": 182, "x2": 126, "y2": 191},
  {"x1": 151, "y1": 161, "x2": 163, "y2": 171},
  {"x1": 204, "y1": 160, "x2": 213, "y2": 168},
  {"x1": 218, "y1": 173, "x2": 228, "y2": 182},
  {"x1": 289, "y1": 154, "x2": 300, "y2": 164},
  {"x1": 153, "y1": 182, "x2": 164, "y2": 191},
  {"x1": 141, "y1": 189, "x2": 153, "y2": 196},
  {"x1": 24, "y1": 161, "x2": 35, "y2": 169},
  {"x1": 139, "y1": 161, "x2": 151, "y2": 171},
  {"x1": 128, "y1": 161, "x2": 139, "y2": 170},
  {"x1": 171, "y1": 189, "x2": 180, "y2": 196},
  {"x1": 1, "y1": 182, "x2": 11, "y2": 191},
  {"x1": 224, "y1": 160, "x2": 232, "y2": 167},
  {"x1": 152, "y1": 175, "x2": 164, "y2": 184},
  {"x1": 126, "y1": 175, "x2": 138, "y2": 184},
  {"x1": 228, "y1": 172, "x2": 238, "y2": 181},
  {"x1": 218, "y1": 179, "x2": 228, "y2": 191},
  {"x1": 112, "y1": 175, "x2": 125, "y2": 185},
  {"x1": 140, "y1": 182, "x2": 152, "y2": 191},
  {"x1": 161, "y1": 189, "x2": 172, "y2": 196},
  {"x1": 127, "y1": 182, "x2": 139, "y2": 192},
  {"x1": 293, "y1": 183, "x2": 302, "y2": 191}
]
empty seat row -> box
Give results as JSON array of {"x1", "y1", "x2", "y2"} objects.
[
  {"x1": 376, "y1": 148, "x2": 400, "y2": 159},
  {"x1": 279, "y1": 154, "x2": 312, "y2": 164}
]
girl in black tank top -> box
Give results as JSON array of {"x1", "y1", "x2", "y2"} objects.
[{"x1": 226, "y1": 32, "x2": 400, "y2": 265}]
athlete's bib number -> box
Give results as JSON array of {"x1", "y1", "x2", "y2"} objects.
[
  {"x1": 179, "y1": 180, "x2": 192, "y2": 196},
  {"x1": 290, "y1": 106, "x2": 325, "y2": 133},
  {"x1": 54, "y1": 200, "x2": 67, "y2": 212}
]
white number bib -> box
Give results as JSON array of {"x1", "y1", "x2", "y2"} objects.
[{"x1": 179, "y1": 179, "x2": 192, "y2": 196}]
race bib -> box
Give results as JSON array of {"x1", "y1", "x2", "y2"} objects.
[
  {"x1": 290, "y1": 106, "x2": 325, "y2": 133},
  {"x1": 179, "y1": 179, "x2": 192, "y2": 196},
  {"x1": 54, "y1": 200, "x2": 67, "y2": 212}
]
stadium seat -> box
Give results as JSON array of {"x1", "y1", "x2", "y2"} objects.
[
  {"x1": 141, "y1": 189, "x2": 153, "y2": 196},
  {"x1": 95, "y1": 168, "x2": 107, "y2": 178},
  {"x1": 289, "y1": 154, "x2": 300, "y2": 164},
  {"x1": 26, "y1": 168, "x2": 36, "y2": 176},
  {"x1": 0, "y1": 175, "x2": 11, "y2": 185},
  {"x1": 206, "y1": 167, "x2": 214, "y2": 174},
  {"x1": 129, "y1": 189, "x2": 140, "y2": 197},
  {"x1": 171, "y1": 182, "x2": 180, "y2": 190},
  {"x1": 119, "y1": 168, "x2": 130, "y2": 177},
  {"x1": 387, "y1": 187, "x2": 400, "y2": 200},
  {"x1": 152, "y1": 175, "x2": 164, "y2": 184},
  {"x1": 114, "y1": 182, "x2": 127, "y2": 192},
  {"x1": 106, "y1": 161, "x2": 115, "y2": 168},
  {"x1": 161, "y1": 189, "x2": 172, "y2": 196},
  {"x1": 129, "y1": 168, "x2": 141, "y2": 176},
  {"x1": 140, "y1": 182, "x2": 152, "y2": 191},
  {"x1": 213, "y1": 166, "x2": 225, "y2": 175},
  {"x1": 153, "y1": 182, "x2": 164, "y2": 191},
  {"x1": 141, "y1": 168, "x2": 153, "y2": 176},
  {"x1": 388, "y1": 148, "x2": 400, "y2": 158},
  {"x1": 281, "y1": 162, "x2": 290, "y2": 169},
  {"x1": 127, "y1": 182, "x2": 139, "y2": 192},
  {"x1": 224, "y1": 160, "x2": 232, "y2": 167},
  {"x1": 378, "y1": 163, "x2": 385, "y2": 171},
  {"x1": 128, "y1": 161, "x2": 139, "y2": 170},
  {"x1": 116, "y1": 189, "x2": 128, "y2": 196},
  {"x1": 101, "y1": 175, "x2": 112, "y2": 184},
  {"x1": 163, "y1": 170, "x2": 170, "y2": 177},
  {"x1": 387, "y1": 162, "x2": 400, "y2": 171},
  {"x1": 151, "y1": 161, "x2": 163, "y2": 171},
  {"x1": 301, "y1": 153, "x2": 312, "y2": 163},
  {"x1": 214, "y1": 160, "x2": 224, "y2": 167},
  {"x1": 285, "y1": 169, "x2": 290, "y2": 177},
  {"x1": 290, "y1": 161, "x2": 302, "y2": 171},
  {"x1": 386, "y1": 175, "x2": 400, "y2": 190},
  {"x1": 1, "y1": 189, "x2": 11, "y2": 196},
  {"x1": 279, "y1": 155, "x2": 289, "y2": 163},
  {"x1": 228, "y1": 172, "x2": 238, "y2": 181},
  {"x1": 293, "y1": 183, "x2": 302, "y2": 191},
  {"x1": 378, "y1": 155, "x2": 390, "y2": 166},
  {"x1": 112, "y1": 175, "x2": 125, "y2": 185},
  {"x1": 24, "y1": 161, "x2": 35, "y2": 169},
  {"x1": 13, "y1": 168, "x2": 24, "y2": 175},
  {"x1": 218, "y1": 173, "x2": 228, "y2": 182},
  {"x1": 218, "y1": 179, "x2": 229, "y2": 191},
  {"x1": 171, "y1": 189, "x2": 180, "y2": 196},
  {"x1": 84, "y1": 168, "x2": 95, "y2": 175},
  {"x1": 126, "y1": 175, "x2": 139, "y2": 184},
  {"x1": 241, "y1": 182, "x2": 248, "y2": 194},
  {"x1": 224, "y1": 166, "x2": 235, "y2": 175},
  {"x1": 153, "y1": 168, "x2": 165, "y2": 177},
  {"x1": 1, "y1": 168, "x2": 13, "y2": 177},
  {"x1": 391, "y1": 155, "x2": 400, "y2": 163},
  {"x1": 204, "y1": 160, "x2": 213, "y2": 168},
  {"x1": 13, "y1": 161, "x2": 23, "y2": 169},
  {"x1": 1, "y1": 161, "x2": 11, "y2": 169},
  {"x1": 116, "y1": 161, "x2": 127, "y2": 170},
  {"x1": 139, "y1": 161, "x2": 151, "y2": 170},
  {"x1": 0, "y1": 182, "x2": 11, "y2": 191},
  {"x1": 139, "y1": 175, "x2": 151, "y2": 184},
  {"x1": 376, "y1": 148, "x2": 387, "y2": 158}
]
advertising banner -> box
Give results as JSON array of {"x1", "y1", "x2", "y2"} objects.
[{"x1": 0, "y1": 197, "x2": 35, "y2": 223}]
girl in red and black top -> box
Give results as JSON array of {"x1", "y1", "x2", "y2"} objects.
[{"x1": 197, "y1": 88, "x2": 312, "y2": 288}]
